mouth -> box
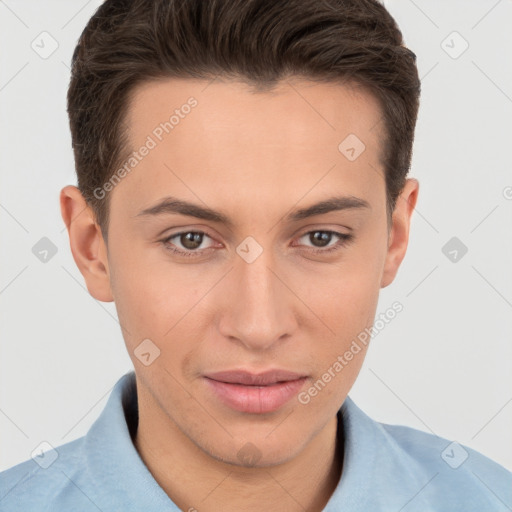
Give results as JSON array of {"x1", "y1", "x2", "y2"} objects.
[{"x1": 203, "y1": 369, "x2": 308, "y2": 413}]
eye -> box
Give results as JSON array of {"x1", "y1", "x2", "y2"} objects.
[
  {"x1": 295, "y1": 230, "x2": 353, "y2": 254},
  {"x1": 161, "y1": 231, "x2": 216, "y2": 258},
  {"x1": 160, "y1": 229, "x2": 354, "y2": 259}
]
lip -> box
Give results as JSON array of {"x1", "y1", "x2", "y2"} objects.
[
  {"x1": 204, "y1": 369, "x2": 307, "y2": 386},
  {"x1": 203, "y1": 369, "x2": 308, "y2": 414}
]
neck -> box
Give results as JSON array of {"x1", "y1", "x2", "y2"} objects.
[{"x1": 133, "y1": 391, "x2": 343, "y2": 512}]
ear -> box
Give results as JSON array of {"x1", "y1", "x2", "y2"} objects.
[
  {"x1": 380, "y1": 178, "x2": 419, "y2": 289},
  {"x1": 60, "y1": 185, "x2": 114, "y2": 302}
]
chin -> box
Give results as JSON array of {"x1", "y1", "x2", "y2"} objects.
[{"x1": 205, "y1": 432, "x2": 306, "y2": 469}]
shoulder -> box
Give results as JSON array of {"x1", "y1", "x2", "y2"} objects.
[
  {"x1": 0, "y1": 437, "x2": 88, "y2": 511},
  {"x1": 337, "y1": 397, "x2": 512, "y2": 511},
  {"x1": 379, "y1": 418, "x2": 512, "y2": 508}
]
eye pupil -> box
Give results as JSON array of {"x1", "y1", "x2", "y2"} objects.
[
  {"x1": 181, "y1": 232, "x2": 203, "y2": 249},
  {"x1": 310, "y1": 231, "x2": 331, "y2": 247}
]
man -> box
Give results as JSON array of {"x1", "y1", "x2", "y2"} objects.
[{"x1": 1, "y1": 0, "x2": 511, "y2": 510}]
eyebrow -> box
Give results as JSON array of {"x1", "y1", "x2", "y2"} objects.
[{"x1": 134, "y1": 195, "x2": 370, "y2": 227}]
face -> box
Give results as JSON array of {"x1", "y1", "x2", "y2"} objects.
[{"x1": 62, "y1": 77, "x2": 418, "y2": 468}]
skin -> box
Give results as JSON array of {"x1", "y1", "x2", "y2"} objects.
[{"x1": 60, "y1": 77, "x2": 419, "y2": 512}]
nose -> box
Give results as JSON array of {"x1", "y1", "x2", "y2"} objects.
[{"x1": 217, "y1": 247, "x2": 298, "y2": 352}]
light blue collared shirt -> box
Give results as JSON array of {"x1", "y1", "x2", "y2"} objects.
[{"x1": 1, "y1": 371, "x2": 511, "y2": 511}]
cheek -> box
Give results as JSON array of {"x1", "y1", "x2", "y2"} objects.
[
  {"x1": 109, "y1": 245, "x2": 215, "y2": 366},
  {"x1": 296, "y1": 251, "x2": 383, "y2": 334},
  {"x1": 108, "y1": 242, "x2": 172, "y2": 345},
  {"x1": 290, "y1": 241, "x2": 384, "y2": 384}
]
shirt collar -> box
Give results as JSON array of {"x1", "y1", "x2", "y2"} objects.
[
  {"x1": 84, "y1": 370, "x2": 378, "y2": 511},
  {"x1": 83, "y1": 371, "x2": 175, "y2": 509}
]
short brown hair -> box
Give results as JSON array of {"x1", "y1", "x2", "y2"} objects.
[{"x1": 67, "y1": 0, "x2": 420, "y2": 241}]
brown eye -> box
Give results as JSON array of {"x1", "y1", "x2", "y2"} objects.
[
  {"x1": 180, "y1": 232, "x2": 204, "y2": 250},
  {"x1": 161, "y1": 230, "x2": 216, "y2": 258},
  {"x1": 296, "y1": 230, "x2": 354, "y2": 254},
  {"x1": 309, "y1": 231, "x2": 333, "y2": 247}
]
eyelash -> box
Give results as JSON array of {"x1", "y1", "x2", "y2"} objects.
[{"x1": 160, "y1": 229, "x2": 354, "y2": 258}]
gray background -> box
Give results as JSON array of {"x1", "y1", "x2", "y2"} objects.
[{"x1": 1, "y1": 0, "x2": 511, "y2": 472}]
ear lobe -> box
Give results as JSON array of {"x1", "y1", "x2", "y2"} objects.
[
  {"x1": 60, "y1": 185, "x2": 114, "y2": 302},
  {"x1": 380, "y1": 178, "x2": 419, "y2": 289}
]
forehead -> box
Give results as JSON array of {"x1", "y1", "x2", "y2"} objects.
[
  {"x1": 112, "y1": 77, "x2": 385, "y2": 218},
  {"x1": 126, "y1": 76, "x2": 383, "y2": 149}
]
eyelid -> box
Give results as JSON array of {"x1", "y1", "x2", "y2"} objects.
[
  {"x1": 161, "y1": 225, "x2": 351, "y2": 243},
  {"x1": 159, "y1": 223, "x2": 219, "y2": 239},
  {"x1": 292, "y1": 229, "x2": 353, "y2": 252},
  {"x1": 161, "y1": 226, "x2": 353, "y2": 258},
  {"x1": 295, "y1": 224, "x2": 352, "y2": 237},
  {"x1": 162, "y1": 229, "x2": 219, "y2": 249}
]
